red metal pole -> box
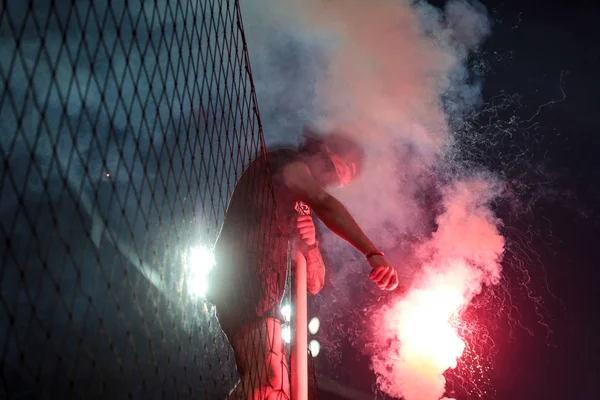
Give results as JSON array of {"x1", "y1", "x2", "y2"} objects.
[{"x1": 291, "y1": 202, "x2": 309, "y2": 400}]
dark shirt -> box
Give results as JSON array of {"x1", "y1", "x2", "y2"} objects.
[{"x1": 209, "y1": 148, "x2": 302, "y2": 320}]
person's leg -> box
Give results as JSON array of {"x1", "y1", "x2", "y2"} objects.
[{"x1": 228, "y1": 317, "x2": 290, "y2": 400}]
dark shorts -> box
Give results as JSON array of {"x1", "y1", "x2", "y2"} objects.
[{"x1": 205, "y1": 253, "x2": 287, "y2": 342}]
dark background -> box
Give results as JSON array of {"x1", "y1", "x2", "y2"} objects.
[
  {"x1": 482, "y1": 0, "x2": 600, "y2": 398},
  {"x1": 316, "y1": 0, "x2": 600, "y2": 399}
]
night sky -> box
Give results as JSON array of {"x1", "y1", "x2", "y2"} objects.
[
  {"x1": 480, "y1": 1, "x2": 600, "y2": 398},
  {"x1": 316, "y1": 1, "x2": 600, "y2": 399}
]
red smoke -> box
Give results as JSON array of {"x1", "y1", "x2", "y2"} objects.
[{"x1": 371, "y1": 179, "x2": 504, "y2": 400}]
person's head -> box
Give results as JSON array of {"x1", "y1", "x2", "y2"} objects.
[{"x1": 299, "y1": 129, "x2": 364, "y2": 188}]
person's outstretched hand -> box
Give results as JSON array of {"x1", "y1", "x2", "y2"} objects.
[{"x1": 367, "y1": 255, "x2": 399, "y2": 291}]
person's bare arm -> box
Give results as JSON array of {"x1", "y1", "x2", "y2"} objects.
[
  {"x1": 284, "y1": 162, "x2": 377, "y2": 255},
  {"x1": 305, "y1": 246, "x2": 325, "y2": 294},
  {"x1": 297, "y1": 215, "x2": 325, "y2": 294},
  {"x1": 283, "y1": 161, "x2": 398, "y2": 291}
]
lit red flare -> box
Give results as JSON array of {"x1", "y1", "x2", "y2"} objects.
[
  {"x1": 372, "y1": 262, "x2": 481, "y2": 400},
  {"x1": 395, "y1": 284, "x2": 466, "y2": 371}
]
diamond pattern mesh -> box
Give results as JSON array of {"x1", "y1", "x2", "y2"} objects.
[{"x1": 0, "y1": 0, "x2": 281, "y2": 398}]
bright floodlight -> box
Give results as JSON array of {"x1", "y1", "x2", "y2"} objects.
[
  {"x1": 281, "y1": 304, "x2": 291, "y2": 322},
  {"x1": 309, "y1": 340, "x2": 320, "y2": 357},
  {"x1": 282, "y1": 325, "x2": 291, "y2": 344},
  {"x1": 308, "y1": 317, "x2": 320, "y2": 335},
  {"x1": 185, "y1": 246, "x2": 215, "y2": 298}
]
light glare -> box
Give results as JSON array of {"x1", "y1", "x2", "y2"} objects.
[
  {"x1": 398, "y1": 284, "x2": 466, "y2": 370},
  {"x1": 308, "y1": 317, "x2": 320, "y2": 335},
  {"x1": 281, "y1": 304, "x2": 291, "y2": 322},
  {"x1": 309, "y1": 340, "x2": 320, "y2": 357},
  {"x1": 185, "y1": 246, "x2": 215, "y2": 297},
  {"x1": 282, "y1": 325, "x2": 291, "y2": 344}
]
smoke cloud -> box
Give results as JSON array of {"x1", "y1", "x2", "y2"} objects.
[
  {"x1": 370, "y1": 177, "x2": 505, "y2": 399},
  {"x1": 0, "y1": 0, "x2": 503, "y2": 397},
  {"x1": 241, "y1": 0, "x2": 502, "y2": 398},
  {"x1": 242, "y1": 0, "x2": 493, "y2": 244}
]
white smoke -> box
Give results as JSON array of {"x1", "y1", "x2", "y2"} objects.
[{"x1": 241, "y1": 1, "x2": 502, "y2": 398}]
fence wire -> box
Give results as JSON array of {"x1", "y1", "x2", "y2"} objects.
[{"x1": 0, "y1": 0, "x2": 286, "y2": 398}]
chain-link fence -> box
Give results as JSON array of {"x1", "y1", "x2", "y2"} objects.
[{"x1": 0, "y1": 0, "x2": 292, "y2": 398}]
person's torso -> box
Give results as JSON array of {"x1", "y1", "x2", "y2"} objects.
[{"x1": 213, "y1": 148, "x2": 302, "y2": 267}]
